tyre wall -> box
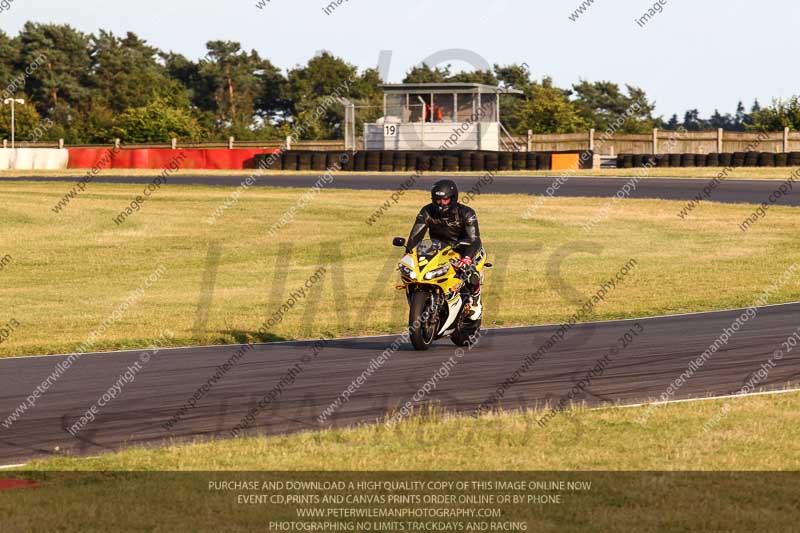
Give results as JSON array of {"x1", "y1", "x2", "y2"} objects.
[
  {"x1": 616, "y1": 152, "x2": 800, "y2": 168},
  {"x1": 255, "y1": 150, "x2": 594, "y2": 172}
]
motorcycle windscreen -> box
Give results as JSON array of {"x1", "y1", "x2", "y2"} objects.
[{"x1": 415, "y1": 239, "x2": 449, "y2": 259}]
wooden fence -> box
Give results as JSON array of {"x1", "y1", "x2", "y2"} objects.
[
  {"x1": 516, "y1": 128, "x2": 800, "y2": 155},
  {"x1": 5, "y1": 128, "x2": 800, "y2": 154},
  {"x1": 0, "y1": 138, "x2": 345, "y2": 151}
]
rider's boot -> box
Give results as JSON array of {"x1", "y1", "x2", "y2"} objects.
[{"x1": 467, "y1": 288, "x2": 482, "y2": 320}]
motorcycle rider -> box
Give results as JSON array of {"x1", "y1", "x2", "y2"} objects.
[{"x1": 405, "y1": 179, "x2": 484, "y2": 319}]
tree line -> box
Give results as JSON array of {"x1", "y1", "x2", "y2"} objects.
[{"x1": 1, "y1": 22, "x2": 798, "y2": 144}]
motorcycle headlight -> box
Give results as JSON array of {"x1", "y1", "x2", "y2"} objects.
[
  {"x1": 424, "y1": 265, "x2": 450, "y2": 280},
  {"x1": 399, "y1": 265, "x2": 416, "y2": 279}
]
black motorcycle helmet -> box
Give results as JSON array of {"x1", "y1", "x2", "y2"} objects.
[{"x1": 431, "y1": 179, "x2": 458, "y2": 215}]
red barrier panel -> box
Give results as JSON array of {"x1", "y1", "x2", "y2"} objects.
[
  {"x1": 129, "y1": 149, "x2": 150, "y2": 169},
  {"x1": 68, "y1": 148, "x2": 279, "y2": 170},
  {"x1": 110, "y1": 150, "x2": 133, "y2": 169},
  {"x1": 67, "y1": 148, "x2": 118, "y2": 170},
  {"x1": 203, "y1": 149, "x2": 237, "y2": 170},
  {"x1": 65, "y1": 148, "x2": 94, "y2": 169},
  {"x1": 204, "y1": 149, "x2": 265, "y2": 169},
  {"x1": 178, "y1": 149, "x2": 208, "y2": 170},
  {"x1": 147, "y1": 149, "x2": 199, "y2": 170}
]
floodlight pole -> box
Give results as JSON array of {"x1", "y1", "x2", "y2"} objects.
[
  {"x1": 336, "y1": 97, "x2": 356, "y2": 151},
  {"x1": 3, "y1": 98, "x2": 25, "y2": 149}
]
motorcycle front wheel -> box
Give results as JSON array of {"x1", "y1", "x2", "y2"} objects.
[{"x1": 409, "y1": 291, "x2": 437, "y2": 351}]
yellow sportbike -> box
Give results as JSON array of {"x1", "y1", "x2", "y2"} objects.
[{"x1": 392, "y1": 237, "x2": 491, "y2": 351}]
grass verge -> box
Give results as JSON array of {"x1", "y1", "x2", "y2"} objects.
[
  {"x1": 20, "y1": 390, "x2": 800, "y2": 470},
  {"x1": 0, "y1": 181, "x2": 798, "y2": 357}
]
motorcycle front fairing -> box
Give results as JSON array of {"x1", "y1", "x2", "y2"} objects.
[{"x1": 397, "y1": 239, "x2": 466, "y2": 335}]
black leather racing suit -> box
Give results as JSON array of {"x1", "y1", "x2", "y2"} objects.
[{"x1": 405, "y1": 203, "x2": 483, "y2": 293}]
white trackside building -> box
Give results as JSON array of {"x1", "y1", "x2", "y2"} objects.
[{"x1": 362, "y1": 83, "x2": 523, "y2": 152}]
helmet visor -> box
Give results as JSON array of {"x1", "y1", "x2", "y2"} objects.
[{"x1": 435, "y1": 197, "x2": 452, "y2": 207}]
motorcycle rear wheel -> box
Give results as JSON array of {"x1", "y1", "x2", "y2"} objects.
[{"x1": 409, "y1": 291, "x2": 437, "y2": 351}]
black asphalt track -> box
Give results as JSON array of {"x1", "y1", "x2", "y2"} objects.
[
  {"x1": 3, "y1": 174, "x2": 800, "y2": 206},
  {"x1": 2, "y1": 303, "x2": 798, "y2": 465}
]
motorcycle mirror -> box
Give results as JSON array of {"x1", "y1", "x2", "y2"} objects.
[{"x1": 392, "y1": 237, "x2": 406, "y2": 248}]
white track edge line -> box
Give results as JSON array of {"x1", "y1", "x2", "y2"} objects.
[
  {"x1": 2, "y1": 300, "x2": 799, "y2": 362},
  {"x1": 601, "y1": 386, "x2": 800, "y2": 411},
  {"x1": 2, "y1": 388, "x2": 798, "y2": 470},
  {"x1": 0, "y1": 463, "x2": 27, "y2": 470}
]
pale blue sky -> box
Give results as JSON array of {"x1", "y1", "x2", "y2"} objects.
[{"x1": 2, "y1": 0, "x2": 797, "y2": 118}]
